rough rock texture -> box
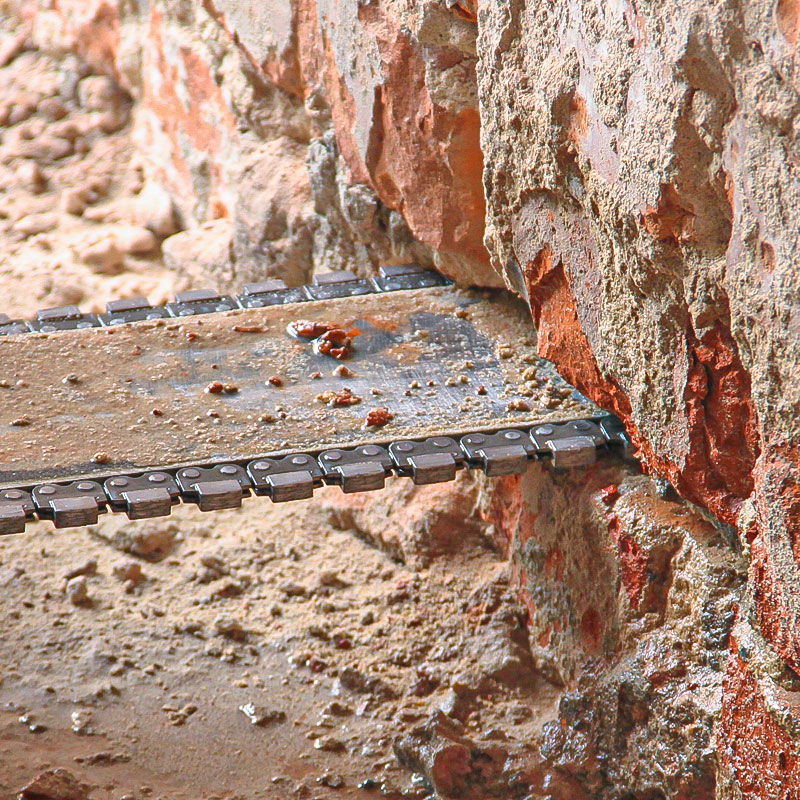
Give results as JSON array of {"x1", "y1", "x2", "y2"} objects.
[
  {"x1": 4, "y1": 0, "x2": 800, "y2": 797},
  {"x1": 476, "y1": 4, "x2": 800, "y2": 795},
  {"x1": 478, "y1": 463, "x2": 745, "y2": 798},
  {"x1": 11, "y1": 0, "x2": 500, "y2": 288}
]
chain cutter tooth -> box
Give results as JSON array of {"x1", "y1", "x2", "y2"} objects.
[
  {"x1": 530, "y1": 420, "x2": 606, "y2": 469},
  {"x1": 247, "y1": 455, "x2": 323, "y2": 503},
  {"x1": 176, "y1": 464, "x2": 252, "y2": 512},
  {"x1": 29, "y1": 305, "x2": 100, "y2": 333},
  {"x1": 389, "y1": 437, "x2": 465, "y2": 485},
  {"x1": 319, "y1": 445, "x2": 394, "y2": 493},
  {"x1": 104, "y1": 472, "x2": 180, "y2": 519},
  {"x1": 0, "y1": 489, "x2": 35, "y2": 535},
  {"x1": 373, "y1": 264, "x2": 451, "y2": 292},
  {"x1": 304, "y1": 271, "x2": 375, "y2": 301},
  {"x1": 0, "y1": 313, "x2": 31, "y2": 336},
  {"x1": 459, "y1": 429, "x2": 534, "y2": 476},
  {"x1": 236, "y1": 280, "x2": 308, "y2": 308},
  {"x1": 32, "y1": 481, "x2": 107, "y2": 529},
  {"x1": 99, "y1": 297, "x2": 170, "y2": 326},
  {"x1": 166, "y1": 289, "x2": 237, "y2": 318}
]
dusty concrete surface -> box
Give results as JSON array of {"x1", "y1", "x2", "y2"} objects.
[{"x1": 2, "y1": 3, "x2": 799, "y2": 798}]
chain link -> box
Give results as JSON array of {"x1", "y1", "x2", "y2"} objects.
[{"x1": 0, "y1": 416, "x2": 634, "y2": 534}]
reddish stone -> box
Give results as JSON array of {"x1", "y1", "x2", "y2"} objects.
[
  {"x1": 719, "y1": 627, "x2": 800, "y2": 800},
  {"x1": 607, "y1": 515, "x2": 648, "y2": 611},
  {"x1": 750, "y1": 444, "x2": 800, "y2": 674}
]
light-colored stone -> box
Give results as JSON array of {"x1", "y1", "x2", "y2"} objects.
[
  {"x1": 109, "y1": 224, "x2": 157, "y2": 255},
  {"x1": 80, "y1": 237, "x2": 124, "y2": 274},
  {"x1": 60, "y1": 187, "x2": 86, "y2": 215},
  {"x1": 65, "y1": 575, "x2": 89, "y2": 606},
  {"x1": 13, "y1": 212, "x2": 57, "y2": 236},
  {"x1": 161, "y1": 219, "x2": 233, "y2": 287},
  {"x1": 133, "y1": 181, "x2": 179, "y2": 239}
]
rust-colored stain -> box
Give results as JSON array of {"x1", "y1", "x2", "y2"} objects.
[
  {"x1": 641, "y1": 184, "x2": 696, "y2": 245},
  {"x1": 607, "y1": 515, "x2": 648, "y2": 610},
  {"x1": 579, "y1": 607, "x2": 604, "y2": 653},
  {"x1": 719, "y1": 632, "x2": 800, "y2": 797}
]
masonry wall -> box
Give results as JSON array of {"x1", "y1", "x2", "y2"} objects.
[{"x1": 10, "y1": 1, "x2": 800, "y2": 796}]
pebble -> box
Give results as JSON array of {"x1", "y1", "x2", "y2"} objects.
[
  {"x1": 280, "y1": 581, "x2": 307, "y2": 598},
  {"x1": 80, "y1": 237, "x2": 124, "y2": 274},
  {"x1": 317, "y1": 773, "x2": 345, "y2": 788},
  {"x1": 78, "y1": 75, "x2": 122, "y2": 113},
  {"x1": 112, "y1": 560, "x2": 143, "y2": 583},
  {"x1": 18, "y1": 768, "x2": 91, "y2": 800},
  {"x1": 60, "y1": 187, "x2": 86, "y2": 215},
  {"x1": 17, "y1": 161, "x2": 46, "y2": 193},
  {"x1": 213, "y1": 614, "x2": 245, "y2": 640},
  {"x1": 314, "y1": 735, "x2": 346, "y2": 752},
  {"x1": 133, "y1": 181, "x2": 179, "y2": 238},
  {"x1": 70, "y1": 709, "x2": 93, "y2": 735},
  {"x1": 64, "y1": 559, "x2": 97, "y2": 580},
  {"x1": 13, "y1": 212, "x2": 57, "y2": 237},
  {"x1": 11, "y1": 134, "x2": 73, "y2": 161},
  {"x1": 65, "y1": 576, "x2": 89, "y2": 606},
  {"x1": 110, "y1": 224, "x2": 158, "y2": 254},
  {"x1": 238, "y1": 702, "x2": 287, "y2": 726},
  {"x1": 37, "y1": 97, "x2": 68, "y2": 121},
  {"x1": 110, "y1": 520, "x2": 176, "y2": 558}
]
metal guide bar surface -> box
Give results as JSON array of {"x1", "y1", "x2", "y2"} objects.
[{"x1": 0, "y1": 282, "x2": 599, "y2": 487}]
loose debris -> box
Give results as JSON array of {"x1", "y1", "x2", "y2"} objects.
[
  {"x1": 288, "y1": 319, "x2": 360, "y2": 360},
  {"x1": 315, "y1": 388, "x2": 362, "y2": 407},
  {"x1": 365, "y1": 407, "x2": 393, "y2": 427}
]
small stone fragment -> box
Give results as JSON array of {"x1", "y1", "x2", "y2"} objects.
[
  {"x1": 66, "y1": 576, "x2": 89, "y2": 606},
  {"x1": 17, "y1": 161, "x2": 46, "y2": 193},
  {"x1": 110, "y1": 225, "x2": 158, "y2": 254},
  {"x1": 317, "y1": 773, "x2": 344, "y2": 789},
  {"x1": 18, "y1": 768, "x2": 92, "y2": 800},
  {"x1": 213, "y1": 614, "x2": 245, "y2": 640},
  {"x1": 112, "y1": 560, "x2": 143, "y2": 583},
  {"x1": 60, "y1": 187, "x2": 86, "y2": 215},
  {"x1": 64, "y1": 559, "x2": 97, "y2": 580},
  {"x1": 14, "y1": 212, "x2": 57, "y2": 237},
  {"x1": 133, "y1": 181, "x2": 179, "y2": 238},
  {"x1": 316, "y1": 388, "x2": 361, "y2": 407},
  {"x1": 364, "y1": 407, "x2": 393, "y2": 427},
  {"x1": 288, "y1": 320, "x2": 337, "y2": 339},
  {"x1": 70, "y1": 709, "x2": 93, "y2": 736},
  {"x1": 239, "y1": 703, "x2": 287, "y2": 727},
  {"x1": 314, "y1": 735, "x2": 346, "y2": 752},
  {"x1": 205, "y1": 381, "x2": 224, "y2": 394},
  {"x1": 81, "y1": 237, "x2": 124, "y2": 274}
]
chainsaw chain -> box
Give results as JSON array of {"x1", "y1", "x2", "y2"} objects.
[
  {"x1": 0, "y1": 265, "x2": 635, "y2": 534},
  {"x1": 0, "y1": 265, "x2": 451, "y2": 337},
  {"x1": 0, "y1": 416, "x2": 633, "y2": 534}
]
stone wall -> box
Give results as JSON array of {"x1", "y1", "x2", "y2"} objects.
[{"x1": 7, "y1": 0, "x2": 800, "y2": 797}]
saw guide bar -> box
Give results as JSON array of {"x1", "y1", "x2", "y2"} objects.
[{"x1": 0, "y1": 266, "x2": 633, "y2": 534}]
